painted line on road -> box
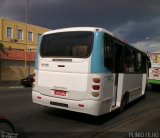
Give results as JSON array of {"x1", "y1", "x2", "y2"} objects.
[{"x1": 10, "y1": 86, "x2": 24, "y2": 88}]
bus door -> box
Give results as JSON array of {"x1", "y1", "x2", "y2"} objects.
[{"x1": 112, "y1": 42, "x2": 124, "y2": 106}]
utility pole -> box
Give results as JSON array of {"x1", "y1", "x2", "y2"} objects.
[{"x1": 25, "y1": 0, "x2": 29, "y2": 77}]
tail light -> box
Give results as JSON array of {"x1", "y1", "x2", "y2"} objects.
[
  {"x1": 91, "y1": 77, "x2": 101, "y2": 97},
  {"x1": 92, "y1": 85, "x2": 100, "y2": 90},
  {"x1": 92, "y1": 78, "x2": 100, "y2": 90},
  {"x1": 91, "y1": 92, "x2": 99, "y2": 97},
  {"x1": 93, "y1": 78, "x2": 101, "y2": 83}
]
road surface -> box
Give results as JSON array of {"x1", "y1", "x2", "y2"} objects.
[{"x1": 0, "y1": 88, "x2": 160, "y2": 138}]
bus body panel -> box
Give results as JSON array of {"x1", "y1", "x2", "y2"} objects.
[
  {"x1": 32, "y1": 90, "x2": 112, "y2": 116},
  {"x1": 102, "y1": 74, "x2": 114, "y2": 100},
  {"x1": 122, "y1": 74, "x2": 143, "y2": 92},
  {"x1": 37, "y1": 71, "x2": 89, "y2": 101},
  {"x1": 36, "y1": 58, "x2": 91, "y2": 101},
  {"x1": 33, "y1": 73, "x2": 113, "y2": 116},
  {"x1": 122, "y1": 74, "x2": 144, "y2": 102},
  {"x1": 39, "y1": 58, "x2": 91, "y2": 73}
]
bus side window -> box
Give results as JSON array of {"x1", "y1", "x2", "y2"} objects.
[
  {"x1": 104, "y1": 35, "x2": 114, "y2": 72},
  {"x1": 114, "y1": 42, "x2": 124, "y2": 73},
  {"x1": 142, "y1": 54, "x2": 147, "y2": 73},
  {"x1": 134, "y1": 52, "x2": 142, "y2": 73},
  {"x1": 124, "y1": 46, "x2": 135, "y2": 73}
]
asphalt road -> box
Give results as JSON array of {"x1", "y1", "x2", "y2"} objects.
[{"x1": 0, "y1": 87, "x2": 160, "y2": 138}]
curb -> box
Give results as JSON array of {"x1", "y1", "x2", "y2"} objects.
[{"x1": 0, "y1": 86, "x2": 24, "y2": 90}]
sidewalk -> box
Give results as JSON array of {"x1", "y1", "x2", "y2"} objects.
[{"x1": 0, "y1": 81, "x2": 23, "y2": 90}]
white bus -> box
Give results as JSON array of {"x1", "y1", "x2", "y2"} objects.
[{"x1": 32, "y1": 27, "x2": 149, "y2": 116}]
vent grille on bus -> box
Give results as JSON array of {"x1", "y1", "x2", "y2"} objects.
[
  {"x1": 50, "y1": 101, "x2": 68, "y2": 108},
  {"x1": 52, "y1": 59, "x2": 72, "y2": 62}
]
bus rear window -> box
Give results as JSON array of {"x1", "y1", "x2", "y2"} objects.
[{"x1": 40, "y1": 31, "x2": 94, "y2": 58}]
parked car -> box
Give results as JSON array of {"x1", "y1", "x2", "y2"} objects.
[{"x1": 21, "y1": 74, "x2": 35, "y2": 87}]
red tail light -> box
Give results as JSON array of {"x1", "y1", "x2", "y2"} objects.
[
  {"x1": 93, "y1": 78, "x2": 101, "y2": 83},
  {"x1": 92, "y1": 85, "x2": 100, "y2": 90}
]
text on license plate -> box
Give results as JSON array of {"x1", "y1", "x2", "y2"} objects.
[{"x1": 54, "y1": 90, "x2": 67, "y2": 96}]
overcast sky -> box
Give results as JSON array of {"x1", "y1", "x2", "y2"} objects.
[{"x1": 0, "y1": 0, "x2": 160, "y2": 52}]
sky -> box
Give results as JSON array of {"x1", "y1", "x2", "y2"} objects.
[{"x1": 0, "y1": 0, "x2": 160, "y2": 52}]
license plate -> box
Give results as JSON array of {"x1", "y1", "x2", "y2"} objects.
[{"x1": 54, "y1": 90, "x2": 66, "y2": 96}]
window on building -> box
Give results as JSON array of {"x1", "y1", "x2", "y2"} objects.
[
  {"x1": 28, "y1": 31, "x2": 33, "y2": 42},
  {"x1": 17, "y1": 29, "x2": 23, "y2": 40},
  {"x1": 37, "y1": 33, "x2": 42, "y2": 43},
  {"x1": 7, "y1": 27, "x2": 13, "y2": 38}
]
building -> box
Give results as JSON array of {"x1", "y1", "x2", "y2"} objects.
[{"x1": 0, "y1": 18, "x2": 50, "y2": 83}]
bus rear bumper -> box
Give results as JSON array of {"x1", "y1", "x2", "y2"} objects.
[{"x1": 32, "y1": 90, "x2": 112, "y2": 116}]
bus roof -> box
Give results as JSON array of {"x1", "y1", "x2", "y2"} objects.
[{"x1": 44, "y1": 27, "x2": 114, "y2": 37}]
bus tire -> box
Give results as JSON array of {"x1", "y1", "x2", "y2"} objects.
[{"x1": 119, "y1": 92, "x2": 129, "y2": 113}]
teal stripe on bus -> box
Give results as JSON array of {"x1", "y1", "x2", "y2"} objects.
[{"x1": 91, "y1": 32, "x2": 109, "y2": 73}]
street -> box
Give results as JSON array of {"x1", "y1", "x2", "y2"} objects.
[{"x1": 0, "y1": 88, "x2": 160, "y2": 138}]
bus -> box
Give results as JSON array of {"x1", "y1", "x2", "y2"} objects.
[
  {"x1": 32, "y1": 27, "x2": 150, "y2": 116},
  {"x1": 148, "y1": 52, "x2": 160, "y2": 87}
]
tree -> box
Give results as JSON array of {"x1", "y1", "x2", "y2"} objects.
[{"x1": 0, "y1": 42, "x2": 5, "y2": 54}]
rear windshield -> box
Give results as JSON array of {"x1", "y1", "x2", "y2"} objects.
[{"x1": 40, "y1": 31, "x2": 94, "y2": 58}]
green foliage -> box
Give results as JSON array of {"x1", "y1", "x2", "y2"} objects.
[{"x1": 0, "y1": 42, "x2": 5, "y2": 54}]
